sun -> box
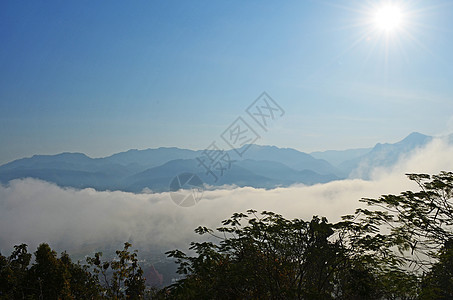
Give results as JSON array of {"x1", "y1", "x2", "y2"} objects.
[{"x1": 373, "y1": 4, "x2": 404, "y2": 32}]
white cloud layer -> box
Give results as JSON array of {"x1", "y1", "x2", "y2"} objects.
[{"x1": 1, "y1": 138, "x2": 453, "y2": 255}]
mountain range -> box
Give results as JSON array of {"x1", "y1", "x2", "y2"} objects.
[{"x1": 0, "y1": 132, "x2": 445, "y2": 192}]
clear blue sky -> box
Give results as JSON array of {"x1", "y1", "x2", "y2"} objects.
[{"x1": 1, "y1": 0, "x2": 453, "y2": 164}]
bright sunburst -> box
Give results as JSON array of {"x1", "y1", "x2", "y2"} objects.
[{"x1": 373, "y1": 4, "x2": 404, "y2": 32}]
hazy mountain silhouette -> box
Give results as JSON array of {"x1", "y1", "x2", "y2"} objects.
[
  {"x1": 0, "y1": 132, "x2": 443, "y2": 192},
  {"x1": 99, "y1": 147, "x2": 201, "y2": 172},
  {"x1": 310, "y1": 148, "x2": 371, "y2": 167},
  {"x1": 234, "y1": 145, "x2": 342, "y2": 176},
  {"x1": 122, "y1": 159, "x2": 282, "y2": 193},
  {"x1": 339, "y1": 132, "x2": 433, "y2": 178},
  {"x1": 236, "y1": 159, "x2": 339, "y2": 185}
]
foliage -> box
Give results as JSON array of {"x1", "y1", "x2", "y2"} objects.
[
  {"x1": 0, "y1": 244, "x2": 32, "y2": 299},
  {"x1": 162, "y1": 171, "x2": 453, "y2": 299},
  {"x1": 86, "y1": 242, "x2": 146, "y2": 299},
  {"x1": 419, "y1": 239, "x2": 453, "y2": 299},
  {"x1": 359, "y1": 172, "x2": 453, "y2": 266},
  {"x1": 0, "y1": 242, "x2": 146, "y2": 299},
  {"x1": 0, "y1": 243, "x2": 101, "y2": 299},
  {"x1": 164, "y1": 210, "x2": 387, "y2": 299}
]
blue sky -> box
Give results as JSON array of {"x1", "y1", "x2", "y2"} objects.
[{"x1": 1, "y1": 0, "x2": 453, "y2": 164}]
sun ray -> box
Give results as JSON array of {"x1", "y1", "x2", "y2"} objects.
[{"x1": 297, "y1": 0, "x2": 448, "y2": 89}]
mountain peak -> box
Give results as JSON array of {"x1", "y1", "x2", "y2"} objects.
[
  {"x1": 404, "y1": 131, "x2": 427, "y2": 139},
  {"x1": 399, "y1": 132, "x2": 430, "y2": 145}
]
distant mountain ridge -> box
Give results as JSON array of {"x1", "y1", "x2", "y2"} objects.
[
  {"x1": 339, "y1": 132, "x2": 434, "y2": 178},
  {"x1": 310, "y1": 148, "x2": 372, "y2": 167},
  {"x1": 0, "y1": 145, "x2": 341, "y2": 192},
  {"x1": 0, "y1": 132, "x2": 447, "y2": 192}
]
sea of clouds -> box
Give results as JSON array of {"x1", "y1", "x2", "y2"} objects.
[{"x1": 1, "y1": 138, "x2": 453, "y2": 255}]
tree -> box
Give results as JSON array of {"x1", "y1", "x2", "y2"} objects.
[
  {"x1": 165, "y1": 211, "x2": 386, "y2": 299},
  {"x1": 419, "y1": 239, "x2": 453, "y2": 299},
  {"x1": 29, "y1": 243, "x2": 73, "y2": 299},
  {"x1": 359, "y1": 171, "x2": 453, "y2": 268},
  {"x1": 86, "y1": 242, "x2": 146, "y2": 299},
  {"x1": 165, "y1": 172, "x2": 453, "y2": 299},
  {"x1": 1, "y1": 243, "x2": 103, "y2": 299},
  {"x1": 0, "y1": 244, "x2": 32, "y2": 299},
  {"x1": 59, "y1": 252, "x2": 101, "y2": 299},
  {"x1": 348, "y1": 171, "x2": 453, "y2": 298}
]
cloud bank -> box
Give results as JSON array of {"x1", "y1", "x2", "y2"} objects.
[{"x1": 1, "y1": 138, "x2": 453, "y2": 255}]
